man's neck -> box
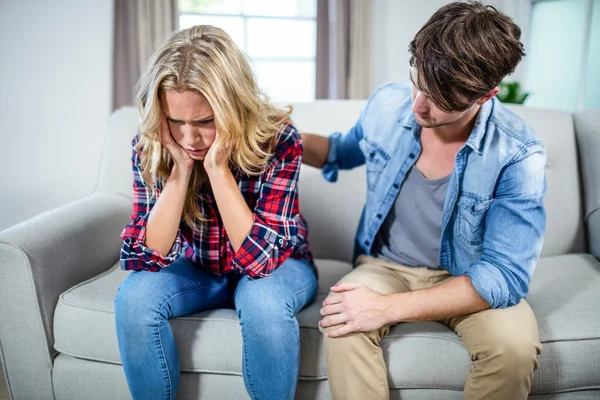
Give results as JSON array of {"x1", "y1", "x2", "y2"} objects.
[{"x1": 426, "y1": 104, "x2": 482, "y2": 144}]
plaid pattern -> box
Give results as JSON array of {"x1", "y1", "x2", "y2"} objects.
[{"x1": 120, "y1": 123, "x2": 314, "y2": 278}]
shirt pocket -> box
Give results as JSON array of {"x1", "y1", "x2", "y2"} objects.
[
  {"x1": 455, "y1": 195, "x2": 492, "y2": 246},
  {"x1": 359, "y1": 139, "x2": 390, "y2": 189}
]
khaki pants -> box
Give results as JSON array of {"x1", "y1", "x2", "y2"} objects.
[{"x1": 323, "y1": 255, "x2": 542, "y2": 400}]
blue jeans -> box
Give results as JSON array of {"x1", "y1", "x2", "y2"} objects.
[{"x1": 114, "y1": 256, "x2": 317, "y2": 400}]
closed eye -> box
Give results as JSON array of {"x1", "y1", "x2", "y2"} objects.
[
  {"x1": 194, "y1": 117, "x2": 214, "y2": 125},
  {"x1": 166, "y1": 117, "x2": 214, "y2": 125},
  {"x1": 166, "y1": 117, "x2": 183, "y2": 125}
]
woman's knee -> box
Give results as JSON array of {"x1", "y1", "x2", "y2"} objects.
[
  {"x1": 114, "y1": 272, "x2": 166, "y2": 323},
  {"x1": 235, "y1": 279, "x2": 296, "y2": 326}
]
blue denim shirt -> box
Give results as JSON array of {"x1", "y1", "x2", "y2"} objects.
[{"x1": 323, "y1": 83, "x2": 547, "y2": 309}]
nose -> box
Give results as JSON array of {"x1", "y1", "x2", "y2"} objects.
[
  {"x1": 412, "y1": 91, "x2": 429, "y2": 114},
  {"x1": 180, "y1": 124, "x2": 202, "y2": 145}
]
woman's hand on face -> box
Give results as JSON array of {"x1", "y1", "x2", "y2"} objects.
[
  {"x1": 160, "y1": 113, "x2": 194, "y2": 171},
  {"x1": 204, "y1": 131, "x2": 231, "y2": 174}
]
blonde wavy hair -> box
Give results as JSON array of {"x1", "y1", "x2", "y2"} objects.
[{"x1": 135, "y1": 25, "x2": 291, "y2": 230}]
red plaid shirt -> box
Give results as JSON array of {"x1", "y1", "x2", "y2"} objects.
[{"x1": 120, "y1": 123, "x2": 314, "y2": 278}]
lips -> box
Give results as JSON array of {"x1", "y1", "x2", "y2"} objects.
[{"x1": 186, "y1": 147, "x2": 209, "y2": 156}]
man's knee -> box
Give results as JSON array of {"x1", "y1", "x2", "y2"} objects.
[
  {"x1": 322, "y1": 324, "x2": 386, "y2": 354},
  {"x1": 489, "y1": 334, "x2": 541, "y2": 372}
]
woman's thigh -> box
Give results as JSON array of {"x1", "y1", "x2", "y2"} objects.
[
  {"x1": 115, "y1": 257, "x2": 237, "y2": 319},
  {"x1": 234, "y1": 258, "x2": 318, "y2": 316}
]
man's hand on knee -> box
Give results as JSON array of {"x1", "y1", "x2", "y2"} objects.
[{"x1": 319, "y1": 283, "x2": 394, "y2": 338}]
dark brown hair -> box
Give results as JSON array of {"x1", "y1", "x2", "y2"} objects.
[{"x1": 409, "y1": 1, "x2": 525, "y2": 112}]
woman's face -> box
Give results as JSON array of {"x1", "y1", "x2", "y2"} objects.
[{"x1": 160, "y1": 90, "x2": 216, "y2": 160}]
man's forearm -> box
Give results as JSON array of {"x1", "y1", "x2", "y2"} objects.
[
  {"x1": 301, "y1": 133, "x2": 330, "y2": 168},
  {"x1": 387, "y1": 276, "x2": 491, "y2": 323}
]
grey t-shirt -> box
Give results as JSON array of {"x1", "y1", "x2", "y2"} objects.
[{"x1": 373, "y1": 166, "x2": 450, "y2": 268}]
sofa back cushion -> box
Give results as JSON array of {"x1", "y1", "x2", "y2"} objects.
[
  {"x1": 574, "y1": 109, "x2": 600, "y2": 259},
  {"x1": 97, "y1": 102, "x2": 586, "y2": 263}
]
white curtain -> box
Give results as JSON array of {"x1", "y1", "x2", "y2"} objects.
[
  {"x1": 113, "y1": 0, "x2": 179, "y2": 110},
  {"x1": 316, "y1": 0, "x2": 373, "y2": 99}
]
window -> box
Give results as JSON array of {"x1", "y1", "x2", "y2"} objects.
[
  {"x1": 179, "y1": 0, "x2": 317, "y2": 102},
  {"x1": 525, "y1": 0, "x2": 599, "y2": 111}
]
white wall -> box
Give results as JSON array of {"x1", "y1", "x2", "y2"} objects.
[
  {"x1": 371, "y1": 0, "x2": 527, "y2": 90},
  {"x1": 0, "y1": 0, "x2": 113, "y2": 231}
]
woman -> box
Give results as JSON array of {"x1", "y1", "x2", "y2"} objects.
[{"x1": 114, "y1": 25, "x2": 317, "y2": 400}]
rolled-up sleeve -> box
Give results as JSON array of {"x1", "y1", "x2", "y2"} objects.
[
  {"x1": 120, "y1": 136, "x2": 184, "y2": 271},
  {"x1": 231, "y1": 131, "x2": 308, "y2": 278},
  {"x1": 464, "y1": 146, "x2": 547, "y2": 308}
]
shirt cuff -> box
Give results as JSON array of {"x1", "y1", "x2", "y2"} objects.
[
  {"x1": 464, "y1": 260, "x2": 511, "y2": 309},
  {"x1": 232, "y1": 216, "x2": 293, "y2": 278},
  {"x1": 120, "y1": 225, "x2": 183, "y2": 271}
]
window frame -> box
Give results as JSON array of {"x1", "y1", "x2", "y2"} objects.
[{"x1": 178, "y1": 1, "x2": 318, "y2": 101}]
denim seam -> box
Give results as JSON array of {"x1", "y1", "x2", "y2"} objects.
[
  {"x1": 489, "y1": 115, "x2": 543, "y2": 148},
  {"x1": 241, "y1": 321, "x2": 259, "y2": 400},
  {"x1": 237, "y1": 268, "x2": 314, "y2": 399},
  {"x1": 153, "y1": 282, "x2": 230, "y2": 400},
  {"x1": 291, "y1": 284, "x2": 318, "y2": 313},
  {"x1": 155, "y1": 306, "x2": 173, "y2": 400},
  {"x1": 291, "y1": 314, "x2": 301, "y2": 397},
  {"x1": 585, "y1": 205, "x2": 600, "y2": 221}
]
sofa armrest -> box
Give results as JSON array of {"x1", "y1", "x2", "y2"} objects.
[
  {"x1": 0, "y1": 193, "x2": 131, "y2": 400},
  {"x1": 575, "y1": 110, "x2": 600, "y2": 259}
]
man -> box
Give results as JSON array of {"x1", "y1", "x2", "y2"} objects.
[{"x1": 301, "y1": 2, "x2": 546, "y2": 399}]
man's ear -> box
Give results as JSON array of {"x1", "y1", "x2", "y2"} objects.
[{"x1": 475, "y1": 87, "x2": 500, "y2": 105}]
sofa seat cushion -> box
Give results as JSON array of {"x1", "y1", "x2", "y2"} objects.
[{"x1": 53, "y1": 254, "x2": 600, "y2": 393}]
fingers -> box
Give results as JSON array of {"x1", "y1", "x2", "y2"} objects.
[
  {"x1": 322, "y1": 293, "x2": 343, "y2": 307},
  {"x1": 320, "y1": 303, "x2": 344, "y2": 317},
  {"x1": 213, "y1": 131, "x2": 232, "y2": 158},
  {"x1": 327, "y1": 324, "x2": 355, "y2": 338},
  {"x1": 319, "y1": 313, "x2": 348, "y2": 329},
  {"x1": 159, "y1": 113, "x2": 174, "y2": 146},
  {"x1": 330, "y1": 282, "x2": 361, "y2": 293}
]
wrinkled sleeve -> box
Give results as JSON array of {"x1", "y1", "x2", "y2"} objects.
[
  {"x1": 464, "y1": 146, "x2": 547, "y2": 308},
  {"x1": 323, "y1": 82, "x2": 414, "y2": 182},
  {"x1": 119, "y1": 136, "x2": 184, "y2": 271},
  {"x1": 231, "y1": 130, "x2": 308, "y2": 278},
  {"x1": 322, "y1": 120, "x2": 366, "y2": 182}
]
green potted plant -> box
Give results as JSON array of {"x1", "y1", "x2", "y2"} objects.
[{"x1": 497, "y1": 81, "x2": 529, "y2": 104}]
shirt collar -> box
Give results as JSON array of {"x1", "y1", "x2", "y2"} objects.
[
  {"x1": 396, "y1": 94, "x2": 496, "y2": 154},
  {"x1": 464, "y1": 97, "x2": 495, "y2": 155}
]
